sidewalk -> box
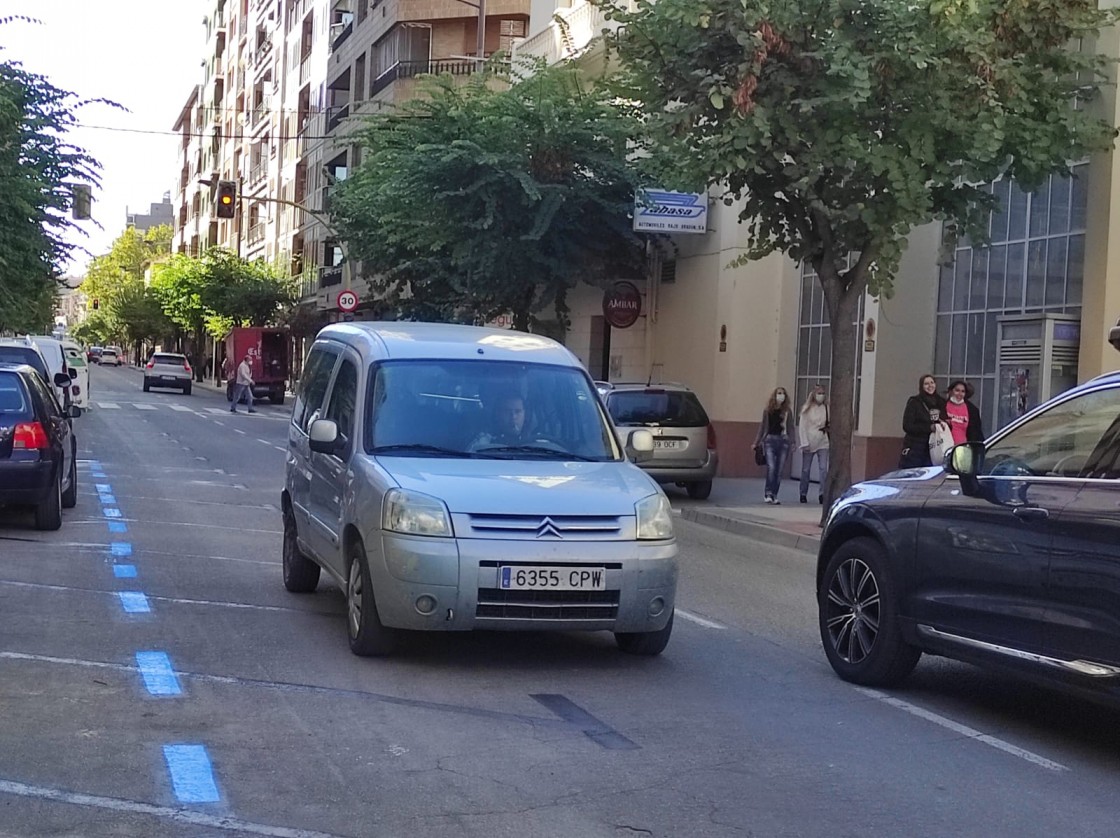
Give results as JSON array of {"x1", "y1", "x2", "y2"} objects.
[{"x1": 669, "y1": 477, "x2": 824, "y2": 555}]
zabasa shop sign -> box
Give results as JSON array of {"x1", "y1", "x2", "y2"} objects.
[{"x1": 633, "y1": 189, "x2": 708, "y2": 234}]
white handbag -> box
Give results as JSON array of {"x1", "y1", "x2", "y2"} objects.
[{"x1": 929, "y1": 424, "x2": 953, "y2": 465}]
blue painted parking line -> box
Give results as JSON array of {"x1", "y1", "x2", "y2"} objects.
[
  {"x1": 100, "y1": 495, "x2": 117, "y2": 506},
  {"x1": 112, "y1": 565, "x2": 137, "y2": 578},
  {"x1": 136, "y1": 652, "x2": 182, "y2": 697},
  {"x1": 102, "y1": 508, "x2": 122, "y2": 519},
  {"x1": 117, "y1": 592, "x2": 150, "y2": 614},
  {"x1": 95, "y1": 484, "x2": 112, "y2": 493},
  {"x1": 108, "y1": 521, "x2": 128, "y2": 533},
  {"x1": 110, "y1": 542, "x2": 132, "y2": 558},
  {"x1": 162, "y1": 745, "x2": 220, "y2": 803}
]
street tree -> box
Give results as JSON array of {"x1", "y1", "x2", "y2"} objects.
[
  {"x1": 605, "y1": 0, "x2": 1119, "y2": 507},
  {"x1": 80, "y1": 225, "x2": 172, "y2": 311},
  {"x1": 111, "y1": 280, "x2": 173, "y2": 361},
  {"x1": 0, "y1": 18, "x2": 105, "y2": 332},
  {"x1": 332, "y1": 62, "x2": 648, "y2": 331}
]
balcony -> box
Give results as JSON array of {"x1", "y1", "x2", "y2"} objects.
[
  {"x1": 251, "y1": 95, "x2": 271, "y2": 129},
  {"x1": 299, "y1": 51, "x2": 312, "y2": 85},
  {"x1": 248, "y1": 160, "x2": 268, "y2": 186},
  {"x1": 330, "y1": 19, "x2": 353, "y2": 53},
  {"x1": 253, "y1": 38, "x2": 273, "y2": 69},
  {"x1": 512, "y1": 0, "x2": 632, "y2": 67},
  {"x1": 325, "y1": 103, "x2": 350, "y2": 134},
  {"x1": 370, "y1": 59, "x2": 479, "y2": 99},
  {"x1": 319, "y1": 264, "x2": 343, "y2": 287},
  {"x1": 247, "y1": 222, "x2": 266, "y2": 246},
  {"x1": 287, "y1": 0, "x2": 314, "y2": 31}
]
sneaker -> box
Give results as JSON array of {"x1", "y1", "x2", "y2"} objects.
[
  {"x1": 248, "y1": 409, "x2": 256, "y2": 414},
  {"x1": 230, "y1": 409, "x2": 236, "y2": 413},
  {"x1": 764, "y1": 496, "x2": 774, "y2": 504},
  {"x1": 772, "y1": 498, "x2": 781, "y2": 505},
  {"x1": 819, "y1": 496, "x2": 824, "y2": 505},
  {"x1": 800, "y1": 495, "x2": 807, "y2": 504}
]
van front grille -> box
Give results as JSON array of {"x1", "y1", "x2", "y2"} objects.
[{"x1": 475, "y1": 587, "x2": 619, "y2": 621}]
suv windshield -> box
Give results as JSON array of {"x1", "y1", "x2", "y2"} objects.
[
  {"x1": 368, "y1": 360, "x2": 618, "y2": 461},
  {"x1": 607, "y1": 389, "x2": 710, "y2": 428}
]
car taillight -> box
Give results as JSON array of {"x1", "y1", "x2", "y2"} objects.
[
  {"x1": 145, "y1": 362, "x2": 154, "y2": 369},
  {"x1": 184, "y1": 363, "x2": 192, "y2": 373},
  {"x1": 706, "y1": 423, "x2": 718, "y2": 450},
  {"x1": 13, "y1": 422, "x2": 49, "y2": 450}
]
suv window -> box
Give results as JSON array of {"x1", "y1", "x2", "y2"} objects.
[
  {"x1": 324, "y1": 359, "x2": 358, "y2": 455},
  {"x1": 0, "y1": 373, "x2": 32, "y2": 422},
  {"x1": 152, "y1": 354, "x2": 186, "y2": 365},
  {"x1": 0, "y1": 347, "x2": 49, "y2": 382},
  {"x1": 607, "y1": 389, "x2": 710, "y2": 428},
  {"x1": 983, "y1": 386, "x2": 1120, "y2": 478},
  {"x1": 293, "y1": 348, "x2": 337, "y2": 432}
]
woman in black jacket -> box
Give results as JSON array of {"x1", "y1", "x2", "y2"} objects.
[{"x1": 899, "y1": 374, "x2": 948, "y2": 469}]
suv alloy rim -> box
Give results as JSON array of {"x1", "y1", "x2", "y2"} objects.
[{"x1": 825, "y1": 558, "x2": 880, "y2": 664}]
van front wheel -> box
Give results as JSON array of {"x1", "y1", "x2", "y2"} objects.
[
  {"x1": 615, "y1": 610, "x2": 674, "y2": 656},
  {"x1": 346, "y1": 540, "x2": 398, "y2": 657}
]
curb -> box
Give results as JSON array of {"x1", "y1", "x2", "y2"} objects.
[{"x1": 679, "y1": 507, "x2": 820, "y2": 555}]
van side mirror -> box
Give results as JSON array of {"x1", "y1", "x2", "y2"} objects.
[
  {"x1": 309, "y1": 418, "x2": 340, "y2": 454},
  {"x1": 69, "y1": 405, "x2": 82, "y2": 419},
  {"x1": 626, "y1": 429, "x2": 655, "y2": 463},
  {"x1": 53, "y1": 372, "x2": 71, "y2": 388},
  {"x1": 947, "y1": 442, "x2": 984, "y2": 496}
]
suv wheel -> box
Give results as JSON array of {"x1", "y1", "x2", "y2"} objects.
[
  {"x1": 615, "y1": 610, "x2": 674, "y2": 656},
  {"x1": 346, "y1": 539, "x2": 398, "y2": 656},
  {"x1": 61, "y1": 455, "x2": 77, "y2": 509},
  {"x1": 35, "y1": 469, "x2": 63, "y2": 531},
  {"x1": 282, "y1": 510, "x2": 320, "y2": 593},
  {"x1": 142, "y1": 379, "x2": 150, "y2": 392},
  {"x1": 819, "y1": 537, "x2": 920, "y2": 686},
  {"x1": 686, "y1": 480, "x2": 713, "y2": 500}
]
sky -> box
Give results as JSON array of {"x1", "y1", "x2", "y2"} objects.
[{"x1": 3, "y1": 0, "x2": 206, "y2": 274}]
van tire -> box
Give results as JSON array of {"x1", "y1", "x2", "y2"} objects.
[
  {"x1": 346, "y1": 539, "x2": 398, "y2": 656},
  {"x1": 282, "y1": 510, "x2": 319, "y2": 593},
  {"x1": 615, "y1": 610, "x2": 674, "y2": 656}
]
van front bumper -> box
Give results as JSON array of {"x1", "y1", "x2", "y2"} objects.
[{"x1": 373, "y1": 533, "x2": 678, "y2": 634}]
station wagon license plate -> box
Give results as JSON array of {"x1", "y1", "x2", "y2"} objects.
[
  {"x1": 654, "y1": 440, "x2": 681, "y2": 449},
  {"x1": 499, "y1": 566, "x2": 606, "y2": 591}
]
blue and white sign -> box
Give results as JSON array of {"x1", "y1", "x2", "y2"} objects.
[{"x1": 633, "y1": 189, "x2": 708, "y2": 234}]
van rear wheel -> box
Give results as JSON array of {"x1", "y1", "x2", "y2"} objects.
[{"x1": 282, "y1": 510, "x2": 319, "y2": 593}]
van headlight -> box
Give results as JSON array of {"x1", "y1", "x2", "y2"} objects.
[
  {"x1": 635, "y1": 493, "x2": 674, "y2": 540},
  {"x1": 383, "y1": 489, "x2": 453, "y2": 537}
]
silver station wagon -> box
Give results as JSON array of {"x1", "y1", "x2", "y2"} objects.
[{"x1": 281, "y1": 322, "x2": 678, "y2": 656}]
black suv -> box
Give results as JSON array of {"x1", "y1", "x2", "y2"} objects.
[
  {"x1": 0, "y1": 363, "x2": 80, "y2": 530},
  {"x1": 818, "y1": 370, "x2": 1120, "y2": 706}
]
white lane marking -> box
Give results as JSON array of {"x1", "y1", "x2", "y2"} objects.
[
  {"x1": 235, "y1": 429, "x2": 246, "y2": 435},
  {"x1": 132, "y1": 404, "x2": 157, "y2": 411},
  {"x1": 0, "y1": 778, "x2": 340, "y2": 838},
  {"x1": 168, "y1": 404, "x2": 193, "y2": 412},
  {"x1": 0, "y1": 581, "x2": 293, "y2": 613},
  {"x1": 97, "y1": 403, "x2": 120, "y2": 409},
  {"x1": 855, "y1": 687, "x2": 1069, "y2": 772},
  {"x1": 675, "y1": 609, "x2": 726, "y2": 630},
  {"x1": 206, "y1": 408, "x2": 228, "y2": 415},
  {"x1": 273, "y1": 446, "x2": 286, "y2": 453},
  {"x1": 257, "y1": 438, "x2": 271, "y2": 445}
]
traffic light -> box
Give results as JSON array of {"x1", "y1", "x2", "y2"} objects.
[
  {"x1": 92, "y1": 299, "x2": 99, "y2": 310},
  {"x1": 71, "y1": 183, "x2": 92, "y2": 220},
  {"x1": 215, "y1": 180, "x2": 237, "y2": 219}
]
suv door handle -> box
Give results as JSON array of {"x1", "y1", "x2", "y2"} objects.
[{"x1": 1013, "y1": 506, "x2": 1050, "y2": 522}]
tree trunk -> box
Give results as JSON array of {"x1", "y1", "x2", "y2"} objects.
[{"x1": 818, "y1": 263, "x2": 866, "y2": 524}]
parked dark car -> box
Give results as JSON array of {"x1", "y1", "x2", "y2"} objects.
[
  {"x1": 817, "y1": 370, "x2": 1120, "y2": 705},
  {"x1": 0, "y1": 363, "x2": 80, "y2": 530}
]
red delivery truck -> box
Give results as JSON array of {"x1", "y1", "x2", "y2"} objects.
[{"x1": 224, "y1": 326, "x2": 289, "y2": 405}]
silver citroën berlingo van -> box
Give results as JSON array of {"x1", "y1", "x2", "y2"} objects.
[{"x1": 282, "y1": 322, "x2": 678, "y2": 656}]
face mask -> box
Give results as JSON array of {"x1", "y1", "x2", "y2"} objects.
[
  {"x1": 814, "y1": 394, "x2": 825, "y2": 404},
  {"x1": 776, "y1": 393, "x2": 786, "y2": 404},
  {"x1": 950, "y1": 395, "x2": 965, "y2": 405}
]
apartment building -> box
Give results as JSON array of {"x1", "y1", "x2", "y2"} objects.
[{"x1": 513, "y1": 1, "x2": 1120, "y2": 480}]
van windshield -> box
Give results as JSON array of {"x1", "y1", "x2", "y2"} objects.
[{"x1": 368, "y1": 360, "x2": 619, "y2": 461}]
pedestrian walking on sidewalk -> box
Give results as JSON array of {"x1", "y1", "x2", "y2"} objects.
[
  {"x1": 898, "y1": 373, "x2": 948, "y2": 469},
  {"x1": 798, "y1": 384, "x2": 830, "y2": 505},
  {"x1": 753, "y1": 387, "x2": 795, "y2": 504},
  {"x1": 230, "y1": 355, "x2": 256, "y2": 414}
]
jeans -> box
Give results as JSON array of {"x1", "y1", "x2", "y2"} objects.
[
  {"x1": 800, "y1": 447, "x2": 830, "y2": 499},
  {"x1": 763, "y1": 435, "x2": 790, "y2": 499},
  {"x1": 230, "y1": 383, "x2": 254, "y2": 411}
]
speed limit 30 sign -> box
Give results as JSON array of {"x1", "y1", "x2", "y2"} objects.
[{"x1": 336, "y1": 289, "x2": 359, "y2": 312}]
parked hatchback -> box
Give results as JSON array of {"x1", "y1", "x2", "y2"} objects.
[
  {"x1": 143, "y1": 352, "x2": 192, "y2": 395},
  {"x1": 0, "y1": 363, "x2": 80, "y2": 530},
  {"x1": 601, "y1": 382, "x2": 718, "y2": 499},
  {"x1": 817, "y1": 371, "x2": 1120, "y2": 707},
  {"x1": 282, "y1": 323, "x2": 678, "y2": 657}
]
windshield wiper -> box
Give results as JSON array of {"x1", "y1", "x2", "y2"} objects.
[
  {"x1": 372, "y1": 444, "x2": 474, "y2": 458},
  {"x1": 475, "y1": 445, "x2": 601, "y2": 462}
]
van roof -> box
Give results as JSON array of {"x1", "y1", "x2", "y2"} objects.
[{"x1": 317, "y1": 322, "x2": 582, "y2": 367}]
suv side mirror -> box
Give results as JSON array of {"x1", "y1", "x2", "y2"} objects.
[
  {"x1": 626, "y1": 429, "x2": 655, "y2": 463},
  {"x1": 53, "y1": 372, "x2": 71, "y2": 388},
  {"x1": 308, "y1": 418, "x2": 340, "y2": 454},
  {"x1": 947, "y1": 442, "x2": 984, "y2": 496}
]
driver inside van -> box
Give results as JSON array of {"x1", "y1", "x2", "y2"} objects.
[{"x1": 470, "y1": 391, "x2": 534, "y2": 450}]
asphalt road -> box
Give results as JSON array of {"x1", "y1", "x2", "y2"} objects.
[{"x1": 2, "y1": 362, "x2": 1120, "y2": 837}]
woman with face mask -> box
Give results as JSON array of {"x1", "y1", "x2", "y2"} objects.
[
  {"x1": 899, "y1": 373, "x2": 948, "y2": 469},
  {"x1": 753, "y1": 386, "x2": 795, "y2": 503},
  {"x1": 798, "y1": 385, "x2": 830, "y2": 504},
  {"x1": 945, "y1": 379, "x2": 984, "y2": 446}
]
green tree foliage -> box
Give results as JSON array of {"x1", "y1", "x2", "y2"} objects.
[
  {"x1": 606, "y1": 0, "x2": 1118, "y2": 504},
  {"x1": 0, "y1": 18, "x2": 104, "y2": 332},
  {"x1": 71, "y1": 309, "x2": 115, "y2": 347},
  {"x1": 332, "y1": 62, "x2": 648, "y2": 331},
  {"x1": 80, "y1": 225, "x2": 172, "y2": 312}
]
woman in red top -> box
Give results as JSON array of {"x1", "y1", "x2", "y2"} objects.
[{"x1": 945, "y1": 380, "x2": 984, "y2": 446}]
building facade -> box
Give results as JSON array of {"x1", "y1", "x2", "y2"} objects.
[
  {"x1": 126, "y1": 193, "x2": 174, "y2": 234},
  {"x1": 515, "y1": 0, "x2": 1120, "y2": 481}
]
